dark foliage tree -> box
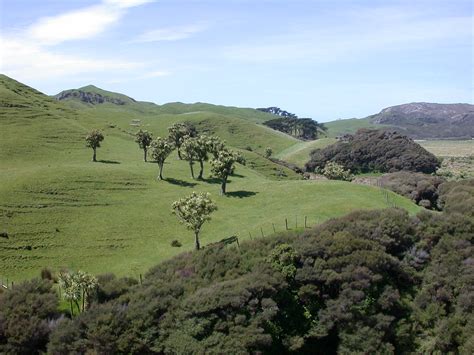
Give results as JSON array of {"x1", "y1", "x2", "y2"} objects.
[
  {"x1": 264, "y1": 117, "x2": 327, "y2": 140},
  {"x1": 305, "y1": 129, "x2": 440, "y2": 174},
  {"x1": 85, "y1": 129, "x2": 104, "y2": 162},
  {"x1": 134, "y1": 129, "x2": 153, "y2": 162}
]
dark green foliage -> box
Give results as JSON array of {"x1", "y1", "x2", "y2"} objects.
[
  {"x1": 380, "y1": 171, "x2": 446, "y2": 209},
  {"x1": 438, "y1": 179, "x2": 474, "y2": 217},
  {"x1": 264, "y1": 117, "x2": 327, "y2": 140},
  {"x1": 95, "y1": 273, "x2": 138, "y2": 304},
  {"x1": 305, "y1": 129, "x2": 440, "y2": 174},
  {"x1": 0, "y1": 279, "x2": 58, "y2": 354}
]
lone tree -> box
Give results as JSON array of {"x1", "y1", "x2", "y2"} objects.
[
  {"x1": 135, "y1": 130, "x2": 153, "y2": 162},
  {"x1": 265, "y1": 147, "x2": 273, "y2": 158},
  {"x1": 150, "y1": 137, "x2": 173, "y2": 180},
  {"x1": 181, "y1": 135, "x2": 209, "y2": 179},
  {"x1": 172, "y1": 192, "x2": 217, "y2": 250},
  {"x1": 168, "y1": 123, "x2": 196, "y2": 160},
  {"x1": 85, "y1": 129, "x2": 104, "y2": 162},
  {"x1": 210, "y1": 149, "x2": 246, "y2": 195}
]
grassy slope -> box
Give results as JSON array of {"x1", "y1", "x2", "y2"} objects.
[
  {"x1": 324, "y1": 117, "x2": 381, "y2": 138},
  {"x1": 0, "y1": 75, "x2": 421, "y2": 281},
  {"x1": 275, "y1": 138, "x2": 337, "y2": 167}
]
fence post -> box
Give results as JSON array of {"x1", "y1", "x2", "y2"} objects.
[
  {"x1": 272, "y1": 223, "x2": 276, "y2": 233},
  {"x1": 248, "y1": 231, "x2": 252, "y2": 240},
  {"x1": 304, "y1": 216, "x2": 307, "y2": 228},
  {"x1": 296, "y1": 216, "x2": 298, "y2": 229},
  {"x1": 139, "y1": 274, "x2": 143, "y2": 285},
  {"x1": 260, "y1": 227, "x2": 264, "y2": 238},
  {"x1": 285, "y1": 218, "x2": 288, "y2": 230}
]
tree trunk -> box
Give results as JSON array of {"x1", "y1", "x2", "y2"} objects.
[
  {"x1": 144, "y1": 147, "x2": 147, "y2": 162},
  {"x1": 189, "y1": 161, "x2": 195, "y2": 179},
  {"x1": 177, "y1": 147, "x2": 182, "y2": 160},
  {"x1": 82, "y1": 291, "x2": 85, "y2": 312},
  {"x1": 158, "y1": 163, "x2": 164, "y2": 180},
  {"x1": 70, "y1": 301, "x2": 74, "y2": 317},
  {"x1": 198, "y1": 160, "x2": 204, "y2": 179},
  {"x1": 221, "y1": 176, "x2": 227, "y2": 195},
  {"x1": 194, "y1": 231, "x2": 200, "y2": 250},
  {"x1": 92, "y1": 147, "x2": 97, "y2": 162}
]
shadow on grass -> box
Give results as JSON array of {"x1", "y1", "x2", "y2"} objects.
[
  {"x1": 98, "y1": 160, "x2": 121, "y2": 164},
  {"x1": 203, "y1": 177, "x2": 222, "y2": 184},
  {"x1": 165, "y1": 178, "x2": 197, "y2": 187},
  {"x1": 226, "y1": 190, "x2": 258, "y2": 198},
  {"x1": 232, "y1": 173, "x2": 245, "y2": 178}
]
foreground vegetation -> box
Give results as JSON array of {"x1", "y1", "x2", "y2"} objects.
[{"x1": 1, "y1": 179, "x2": 472, "y2": 354}]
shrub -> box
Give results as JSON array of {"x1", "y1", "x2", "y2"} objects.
[
  {"x1": 171, "y1": 240, "x2": 182, "y2": 247},
  {"x1": 321, "y1": 161, "x2": 352, "y2": 181},
  {"x1": 305, "y1": 129, "x2": 440, "y2": 174},
  {"x1": 379, "y1": 171, "x2": 445, "y2": 209},
  {"x1": 0, "y1": 279, "x2": 59, "y2": 354}
]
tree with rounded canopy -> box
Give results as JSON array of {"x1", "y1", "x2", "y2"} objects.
[
  {"x1": 210, "y1": 149, "x2": 246, "y2": 195},
  {"x1": 85, "y1": 129, "x2": 104, "y2": 162},
  {"x1": 150, "y1": 137, "x2": 173, "y2": 180},
  {"x1": 134, "y1": 129, "x2": 153, "y2": 162},
  {"x1": 181, "y1": 135, "x2": 209, "y2": 179},
  {"x1": 168, "y1": 123, "x2": 196, "y2": 160},
  {"x1": 206, "y1": 135, "x2": 226, "y2": 159},
  {"x1": 172, "y1": 192, "x2": 217, "y2": 250}
]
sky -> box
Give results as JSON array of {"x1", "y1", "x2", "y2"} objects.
[{"x1": 0, "y1": 0, "x2": 472, "y2": 121}]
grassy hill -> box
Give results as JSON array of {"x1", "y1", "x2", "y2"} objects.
[
  {"x1": 323, "y1": 117, "x2": 381, "y2": 138},
  {"x1": 0, "y1": 75, "x2": 421, "y2": 281}
]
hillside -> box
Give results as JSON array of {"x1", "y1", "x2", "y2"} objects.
[
  {"x1": 0, "y1": 75, "x2": 421, "y2": 281},
  {"x1": 325, "y1": 102, "x2": 474, "y2": 139}
]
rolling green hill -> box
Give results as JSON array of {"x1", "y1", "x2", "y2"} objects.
[{"x1": 0, "y1": 75, "x2": 421, "y2": 281}]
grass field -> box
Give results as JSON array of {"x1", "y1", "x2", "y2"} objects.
[
  {"x1": 417, "y1": 140, "x2": 474, "y2": 157},
  {"x1": 275, "y1": 138, "x2": 336, "y2": 167},
  {"x1": 0, "y1": 75, "x2": 421, "y2": 281}
]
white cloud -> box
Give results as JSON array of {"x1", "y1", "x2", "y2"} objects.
[
  {"x1": 0, "y1": 37, "x2": 141, "y2": 81},
  {"x1": 26, "y1": 0, "x2": 154, "y2": 46},
  {"x1": 0, "y1": 0, "x2": 163, "y2": 82},
  {"x1": 133, "y1": 24, "x2": 206, "y2": 42}
]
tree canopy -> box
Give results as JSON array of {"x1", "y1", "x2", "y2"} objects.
[
  {"x1": 85, "y1": 129, "x2": 104, "y2": 162},
  {"x1": 134, "y1": 130, "x2": 153, "y2": 162},
  {"x1": 150, "y1": 137, "x2": 173, "y2": 180},
  {"x1": 172, "y1": 192, "x2": 217, "y2": 250}
]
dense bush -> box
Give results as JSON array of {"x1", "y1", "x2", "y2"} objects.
[
  {"x1": 305, "y1": 129, "x2": 440, "y2": 174},
  {"x1": 0, "y1": 279, "x2": 59, "y2": 354},
  {"x1": 317, "y1": 161, "x2": 352, "y2": 181},
  {"x1": 380, "y1": 171, "x2": 445, "y2": 209}
]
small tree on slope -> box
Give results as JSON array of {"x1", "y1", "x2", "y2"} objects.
[
  {"x1": 172, "y1": 192, "x2": 217, "y2": 250},
  {"x1": 181, "y1": 135, "x2": 209, "y2": 179},
  {"x1": 210, "y1": 149, "x2": 246, "y2": 195},
  {"x1": 135, "y1": 130, "x2": 153, "y2": 162},
  {"x1": 85, "y1": 130, "x2": 104, "y2": 162},
  {"x1": 150, "y1": 137, "x2": 173, "y2": 180}
]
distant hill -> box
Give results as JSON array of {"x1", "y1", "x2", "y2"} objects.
[{"x1": 325, "y1": 102, "x2": 474, "y2": 139}]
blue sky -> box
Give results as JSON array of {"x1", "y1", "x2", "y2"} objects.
[{"x1": 1, "y1": 0, "x2": 472, "y2": 121}]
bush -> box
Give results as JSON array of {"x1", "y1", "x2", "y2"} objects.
[
  {"x1": 0, "y1": 279, "x2": 59, "y2": 354},
  {"x1": 379, "y1": 171, "x2": 445, "y2": 209},
  {"x1": 305, "y1": 129, "x2": 440, "y2": 174},
  {"x1": 171, "y1": 239, "x2": 182, "y2": 247},
  {"x1": 321, "y1": 161, "x2": 352, "y2": 181}
]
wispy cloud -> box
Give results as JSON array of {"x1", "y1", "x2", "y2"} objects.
[
  {"x1": 0, "y1": 0, "x2": 161, "y2": 82},
  {"x1": 27, "y1": 0, "x2": 154, "y2": 46},
  {"x1": 133, "y1": 24, "x2": 206, "y2": 42},
  {"x1": 225, "y1": 11, "x2": 472, "y2": 63}
]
